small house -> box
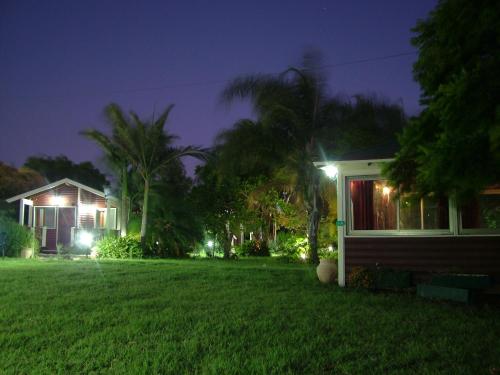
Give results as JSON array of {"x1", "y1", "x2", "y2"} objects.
[
  {"x1": 316, "y1": 157, "x2": 500, "y2": 287},
  {"x1": 6, "y1": 178, "x2": 120, "y2": 252}
]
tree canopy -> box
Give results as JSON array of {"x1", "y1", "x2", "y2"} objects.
[
  {"x1": 385, "y1": 0, "x2": 500, "y2": 201},
  {"x1": 24, "y1": 155, "x2": 108, "y2": 191}
]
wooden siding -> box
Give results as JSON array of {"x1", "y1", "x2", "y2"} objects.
[
  {"x1": 80, "y1": 189, "x2": 106, "y2": 208},
  {"x1": 345, "y1": 236, "x2": 500, "y2": 282},
  {"x1": 29, "y1": 185, "x2": 78, "y2": 206}
]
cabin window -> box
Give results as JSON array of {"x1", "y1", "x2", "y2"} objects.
[
  {"x1": 460, "y1": 186, "x2": 500, "y2": 232},
  {"x1": 34, "y1": 207, "x2": 56, "y2": 228},
  {"x1": 95, "y1": 208, "x2": 117, "y2": 229},
  {"x1": 96, "y1": 209, "x2": 106, "y2": 229},
  {"x1": 348, "y1": 177, "x2": 450, "y2": 233}
]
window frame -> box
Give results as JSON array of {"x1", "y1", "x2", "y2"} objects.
[
  {"x1": 346, "y1": 175, "x2": 453, "y2": 236},
  {"x1": 458, "y1": 189, "x2": 500, "y2": 235}
]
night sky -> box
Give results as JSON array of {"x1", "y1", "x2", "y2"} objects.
[{"x1": 1, "y1": 0, "x2": 437, "y2": 175}]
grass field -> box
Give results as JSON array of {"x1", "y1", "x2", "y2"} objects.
[{"x1": 0, "y1": 258, "x2": 499, "y2": 374}]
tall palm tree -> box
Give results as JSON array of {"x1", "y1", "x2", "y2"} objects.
[
  {"x1": 221, "y1": 62, "x2": 340, "y2": 263},
  {"x1": 113, "y1": 105, "x2": 207, "y2": 246},
  {"x1": 82, "y1": 103, "x2": 132, "y2": 237}
]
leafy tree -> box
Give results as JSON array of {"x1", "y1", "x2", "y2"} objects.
[
  {"x1": 139, "y1": 159, "x2": 204, "y2": 257},
  {"x1": 221, "y1": 53, "x2": 406, "y2": 263},
  {"x1": 191, "y1": 154, "x2": 251, "y2": 258},
  {"x1": 385, "y1": 0, "x2": 500, "y2": 201},
  {"x1": 111, "y1": 104, "x2": 206, "y2": 245},
  {"x1": 0, "y1": 162, "x2": 45, "y2": 200},
  {"x1": 82, "y1": 103, "x2": 133, "y2": 236},
  {"x1": 24, "y1": 155, "x2": 107, "y2": 191}
]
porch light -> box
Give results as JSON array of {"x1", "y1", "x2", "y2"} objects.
[
  {"x1": 207, "y1": 240, "x2": 214, "y2": 248},
  {"x1": 321, "y1": 165, "x2": 338, "y2": 180},
  {"x1": 382, "y1": 186, "x2": 392, "y2": 196},
  {"x1": 51, "y1": 196, "x2": 65, "y2": 206},
  {"x1": 77, "y1": 231, "x2": 94, "y2": 248}
]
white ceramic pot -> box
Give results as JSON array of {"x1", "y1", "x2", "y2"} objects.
[
  {"x1": 20, "y1": 248, "x2": 33, "y2": 259},
  {"x1": 316, "y1": 259, "x2": 338, "y2": 284}
]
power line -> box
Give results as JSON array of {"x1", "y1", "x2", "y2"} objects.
[
  {"x1": 2, "y1": 51, "x2": 417, "y2": 99},
  {"x1": 114, "y1": 51, "x2": 417, "y2": 94}
]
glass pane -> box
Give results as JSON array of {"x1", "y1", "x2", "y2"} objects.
[
  {"x1": 462, "y1": 188, "x2": 500, "y2": 229},
  {"x1": 350, "y1": 179, "x2": 397, "y2": 230},
  {"x1": 423, "y1": 196, "x2": 449, "y2": 229},
  {"x1": 35, "y1": 207, "x2": 55, "y2": 228},
  {"x1": 399, "y1": 194, "x2": 421, "y2": 229}
]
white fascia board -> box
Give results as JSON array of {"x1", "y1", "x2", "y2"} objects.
[{"x1": 6, "y1": 178, "x2": 106, "y2": 203}]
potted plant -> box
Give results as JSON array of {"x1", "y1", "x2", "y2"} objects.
[{"x1": 316, "y1": 249, "x2": 338, "y2": 284}]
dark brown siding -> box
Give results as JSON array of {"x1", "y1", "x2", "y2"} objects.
[
  {"x1": 345, "y1": 236, "x2": 500, "y2": 282},
  {"x1": 80, "y1": 190, "x2": 106, "y2": 208},
  {"x1": 29, "y1": 185, "x2": 78, "y2": 206}
]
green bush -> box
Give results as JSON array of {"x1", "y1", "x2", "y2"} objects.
[
  {"x1": 234, "y1": 240, "x2": 269, "y2": 257},
  {"x1": 269, "y1": 232, "x2": 307, "y2": 259},
  {"x1": 95, "y1": 235, "x2": 143, "y2": 259},
  {"x1": 0, "y1": 217, "x2": 39, "y2": 257}
]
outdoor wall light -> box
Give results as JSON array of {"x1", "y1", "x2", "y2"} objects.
[
  {"x1": 51, "y1": 196, "x2": 65, "y2": 206},
  {"x1": 207, "y1": 240, "x2": 214, "y2": 248},
  {"x1": 321, "y1": 165, "x2": 338, "y2": 180}
]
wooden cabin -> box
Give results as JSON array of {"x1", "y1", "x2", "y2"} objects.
[{"x1": 6, "y1": 178, "x2": 120, "y2": 252}]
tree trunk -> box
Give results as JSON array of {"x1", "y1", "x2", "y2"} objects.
[
  {"x1": 140, "y1": 178, "x2": 150, "y2": 248},
  {"x1": 307, "y1": 169, "x2": 321, "y2": 265},
  {"x1": 120, "y1": 165, "x2": 128, "y2": 237},
  {"x1": 223, "y1": 221, "x2": 231, "y2": 259}
]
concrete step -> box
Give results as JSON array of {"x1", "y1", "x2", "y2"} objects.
[{"x1": 417, "y1": 284, "x2": 472, "y2": 303}]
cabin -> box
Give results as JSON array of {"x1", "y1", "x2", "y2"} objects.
[
  {"x1": 6, "y1": 178, "x2": 120, "y2": 253},
  {"x1": 316, "y1": 157, "x2": 500, "y2": 287}
]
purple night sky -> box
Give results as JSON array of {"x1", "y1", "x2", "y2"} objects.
[{"x1": 0, "y1": 0, "x2": 436, "y2": 175}]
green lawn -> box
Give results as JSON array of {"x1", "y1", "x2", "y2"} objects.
[{"x1": 0, "y1": 258, "x2": 499, "y2": 374}]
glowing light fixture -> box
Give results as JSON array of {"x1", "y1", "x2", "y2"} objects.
[
  {"x1": 321, "y1": 165, "x2": 338, "y2": 179},
  {"x1": 382, "y1": 186, "x2": 392, "y2": 196},
  {"x1": 328, "y1": 245, "x2": 334, "y2": 252},
  {"x1": 77, "y1": 231, "x2": 94, "y2": 248},
  {"x1": 51, "y1": 196, "x2": 65, "y2": 206},
  {"x1": 300, "y1": 252, "x2": 307, "y2": 260},
  {"x1": 207, "y1": 240, "x2": 214, "y2": 248}
]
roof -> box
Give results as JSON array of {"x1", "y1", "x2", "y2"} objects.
[{"x1": 5, "y1": 178, "x2": 116, "y2": 203}]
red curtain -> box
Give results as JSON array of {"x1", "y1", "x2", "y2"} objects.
[{"x1": 350, "y1": 180, "x2": 374, "y2": 230}]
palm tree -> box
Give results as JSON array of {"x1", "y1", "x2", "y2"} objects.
[
  {"x1": 113, "y1": 105, "x2": 207, "y2": 246},
  {"x1": 82, "y1": 103, "x2": 132, "y2": 237},
  {"x1": 221, "y1": 61, "x2": 341, "y2": 264},
  {"x1": 221, "y1": 56, "x2": 406, "y2": 263}
]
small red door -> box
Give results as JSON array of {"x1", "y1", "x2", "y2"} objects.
[{"x1": 57, "y1": 207, "x2": 76, "y2": 246}]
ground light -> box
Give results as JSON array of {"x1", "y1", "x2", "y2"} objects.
[
  {"x1": 207, "y1": 240, "x2": 214, "y2": 248},
  {"x1": 77, "y1": 231, "x2": 94, "y2": 248}
]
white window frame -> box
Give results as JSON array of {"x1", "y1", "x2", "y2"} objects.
[{"x1": 346, "y1": 175, "x2": 453, "y2": 236}]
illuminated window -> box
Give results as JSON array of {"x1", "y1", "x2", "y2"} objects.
[
  {"x1": 34, "y1": 207, "x2": 56, "y2": 228},
  {"x1": 349, "y1": 177, "x2": 449, "y2": 232},
  {"x1": 96, "y1": 209, "x2": 106, "y2": 229},
  {"x1": 350, "y1": 179, "x2": 397, "y2": 230}
]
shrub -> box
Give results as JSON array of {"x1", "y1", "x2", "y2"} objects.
[
  {"x1": 269, "y1": 232, "x2": 307, "y2": 259},
  {"x1": 95, "y1": 235, "x2": 143, "y2": 259},
  {"x1": 348, "y1": 266, "x2": 375, "y2": 289},
  {"x1": 234, "y1": 240, "x2": 269, "y2": 257},
  {"x1": 319, "y1": 248, "x2": 338, "y2": 261},
  {"x1": 0, "y1": 217, "x2": 39, "y2": 257}
]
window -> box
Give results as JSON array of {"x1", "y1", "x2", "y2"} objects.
[
  {"x1": 348, "y1": 177, "x2": 449, "y2": 233},
  {"x1": 95, "y1": 208, "x2": 117, "y2": 230},
  {"x1": 461, "y1": 186, "x2": 500, "y2": 232},
  {"x1": 34, "y1": 207, "x2": 56, "y2": 228},
  {"x1": 96, "y1": 209, "x2": 106, "y2": 229}
]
